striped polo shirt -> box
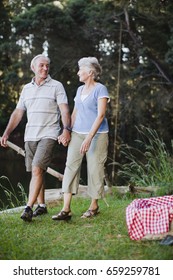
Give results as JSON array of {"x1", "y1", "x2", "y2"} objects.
[{"x1": 16, "y1": 75, "x2": 68, "y2": 141}]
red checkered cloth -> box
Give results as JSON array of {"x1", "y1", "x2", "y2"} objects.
[{"x1": 126, "y1": 195, "x2": 173, "y2": 240}]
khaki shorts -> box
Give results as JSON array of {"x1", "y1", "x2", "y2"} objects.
[{"x1": 25, "y1": 139, "x2": 56, "y2": 172}]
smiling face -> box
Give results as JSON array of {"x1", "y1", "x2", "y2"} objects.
[
  {"x1": 32, "y1": 56, "x2": 50, "y2": 83},
  {"x1": 77, "y1": 66, "x2": 92, "y2": 83}
]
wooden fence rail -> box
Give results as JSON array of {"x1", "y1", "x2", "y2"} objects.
[{"x1": 0, "y1": 137, "x2": 63, "y2": 181}]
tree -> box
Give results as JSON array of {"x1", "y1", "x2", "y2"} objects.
[
  {"x1": 1, "y1": 0, "x2": 173, "y2": 184},
  {"x1": 0, "y1": 0, "x2": 23, "y2": 131}
]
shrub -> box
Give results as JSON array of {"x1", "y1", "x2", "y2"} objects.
[{"x1": 117, "y1": 125, "x2": 173, "y2": 195}]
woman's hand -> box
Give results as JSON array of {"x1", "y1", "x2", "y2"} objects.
[{"x1": 80, "y1": 135, "x2": 92, "y2": 154}]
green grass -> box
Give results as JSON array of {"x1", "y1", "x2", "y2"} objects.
[
  {"x1": 0, "y1": 190, "x2": 173, "y2": 260},
  {"x1": 0, "y1": 176, "x2": 27, "y2": 210},
  {"x1": 117, "y1": 126, "x2": 173, "y2": 195}
]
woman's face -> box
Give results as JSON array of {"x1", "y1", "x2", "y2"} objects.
[{"x1": 77, "y1": 66, "x2": 92, "y2": 83}]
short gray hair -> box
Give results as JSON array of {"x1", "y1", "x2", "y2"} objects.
[
  {"x1": 30, "y1": 54, "x2": 50, "y2": 71},
  {"x1": 78, "y1": 57, "x2": 102, "y2": 80}
]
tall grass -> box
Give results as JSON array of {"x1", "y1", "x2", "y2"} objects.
[
  {"x1": 117, "y1": 125, "x2": 173, "y2": 195},
  {"x1": 0, "y1": 176, "x2": 27, "y2": 210}
]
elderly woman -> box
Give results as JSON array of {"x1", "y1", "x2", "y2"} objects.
[{"x1": 52, "y1": 57, "x2": 110, "y2": 220}]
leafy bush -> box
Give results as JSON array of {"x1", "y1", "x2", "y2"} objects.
[{"x1": 117, "y1": 126, "x2": 173, "y2": 195}]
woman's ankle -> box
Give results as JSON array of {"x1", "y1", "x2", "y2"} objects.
[{"x1": 62, "y1": 207, "x2": 71, "y2": 212}]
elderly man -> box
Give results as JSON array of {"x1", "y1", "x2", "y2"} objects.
[{"x1": 0, "y1": 54, "x2": 71, "y2": 222}]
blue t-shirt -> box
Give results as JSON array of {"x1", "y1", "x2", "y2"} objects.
[{"x1": 72, "y1": 82, "x2": 109, "y2": 133}]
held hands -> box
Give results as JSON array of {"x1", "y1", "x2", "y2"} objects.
[{"x1": 58, "y1": 129, "x2": 71, "y2": 147}]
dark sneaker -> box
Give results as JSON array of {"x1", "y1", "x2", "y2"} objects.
[
  {"x1": 33, "y1": 205, "x2": 48, "y2": 217},
  {"x1": 21, "y1": 206, "x2": 33, "y2": 222}
]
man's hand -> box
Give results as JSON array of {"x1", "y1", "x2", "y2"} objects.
[
  {"x1": 0, "y1": 134, "x2": 9, "y2": 147},
  {"x1": 0, "y1": 108, "x2": 24, "y2": 148},
  {"x1": 58, "y1": 129, "x2": 71, "y2": 147}
]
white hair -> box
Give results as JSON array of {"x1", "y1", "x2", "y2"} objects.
[
  {"x1": 78, "y1": 57, "x2": 102, "y2": 80},
  {"x1": 30, "y1": 54, "x2": 50, "y2": 71}
]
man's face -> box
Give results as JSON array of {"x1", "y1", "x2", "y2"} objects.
[{"x1": 33, "y1": 57, "x2": 50, "y2": 80}]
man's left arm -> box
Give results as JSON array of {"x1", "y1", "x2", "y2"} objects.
[{"x1": 58, "y1": 103, "x2": 71, "y2": 146}]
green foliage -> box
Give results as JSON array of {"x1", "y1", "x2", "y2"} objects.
[
  {"x1": 0, "y1": 176, "x2": 27, "y2": 210},
  {"x1": 1, "y1": 0, "x2": 173, "y2": 183},
  {"x1": 117, "y1": 126, "x2": 173, "y2": 195},
  {"x1": 14, "y1": 3, "x2": 74, "y2": 36}
]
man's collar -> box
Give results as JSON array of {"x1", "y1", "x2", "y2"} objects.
[{"x1": 31, "y1": 74, "x2": 51, "y2": 85}]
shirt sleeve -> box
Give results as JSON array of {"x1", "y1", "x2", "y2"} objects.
[
  {"x1": 74, "y1": 86, "x2": 82, "y2": 103},
  {"x1": 56, "y1": 82, "x2": 68, "y2": 105},
  {"x1": 16, "y1": 90, "x2": 26, "y2": 111},
  {"x1": 97, "y1": 84, "x2": 110, "y2": 102}
]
